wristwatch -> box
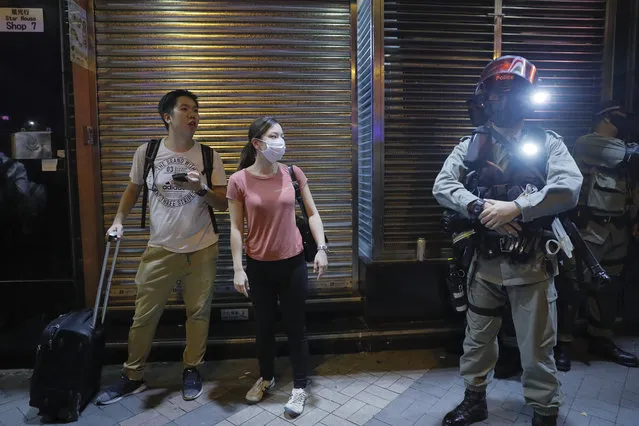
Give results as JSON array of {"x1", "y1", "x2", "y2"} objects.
[
  {"x1": 195, "y1": 184, "x2": 209, "y2": 197},
  {"x1": 317, "y1": 244, "x2": 329, "y2": 254},
  {"x1": 468, "y1": 199, "x2": 485, "y2": 220}
]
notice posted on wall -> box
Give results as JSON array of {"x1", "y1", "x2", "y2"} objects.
[
  {"x1": 11, "y1": 131, "x2": 52, "y2": 160},
  {"x1": 68, "y1": 0, "x2": 89, "y2": 69},
  {"x1": 0, "y1": 8, "x2": 44, "y2": 32}
]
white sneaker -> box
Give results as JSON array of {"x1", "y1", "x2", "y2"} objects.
[
  {"x1": 284, "y1": 388, "x2": 308, "y2": 417},
  {"x1": 245, "y1": 377, "x2": 275, "y2": 403}
]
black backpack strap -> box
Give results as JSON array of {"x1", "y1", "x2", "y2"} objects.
[
  {"x1": 141, "y1": 139, "x2": 161, "y2": 228},
  {"x1": 288, "y1": 165, "x2": 308, "y2": 220},
  {"x1": 201, "y1": 144, "x2": 219, "y2": 234}
]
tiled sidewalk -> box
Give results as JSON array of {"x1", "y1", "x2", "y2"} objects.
[{"x1": 1, "y1": 338, "x2": 638, "y2": 425}]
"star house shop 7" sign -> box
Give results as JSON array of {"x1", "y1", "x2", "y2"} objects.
[{"x1": 0, "y1": 8, "x2": 44, "y2": 32}]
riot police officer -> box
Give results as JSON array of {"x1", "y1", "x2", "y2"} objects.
[
  {"x1": 570, "y1": 101, "x2": 639, "y2": 368},
  {"x1": 433, "y1": 56, "x2": 583, "y2": 426}
]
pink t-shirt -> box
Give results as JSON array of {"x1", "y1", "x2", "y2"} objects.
[{"x1": 226, "y1": 164, "x2": 308, "y2": 261}]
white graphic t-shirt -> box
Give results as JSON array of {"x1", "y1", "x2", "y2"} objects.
[{"x1": 130, "y1": 140, "x2": 227, "y2": 253}]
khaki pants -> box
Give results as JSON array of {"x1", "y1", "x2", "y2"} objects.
[
  {"x1": 123, "y1": 243, "x2": 218, "y2": 380},
  {"x1": 461, "y1": 276, "x2": 562, "y2": 416}
]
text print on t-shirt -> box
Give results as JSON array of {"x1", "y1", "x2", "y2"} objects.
[{"x1": 148, "y1": 156, "x2": 199, "y2": 208}]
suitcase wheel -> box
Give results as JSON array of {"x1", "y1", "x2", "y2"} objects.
[{"x1": 57, "y1": 392, "x2": 81, "y2": 422}]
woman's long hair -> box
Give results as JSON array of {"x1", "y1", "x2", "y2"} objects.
[{"x1": 238, "y1": 117, "x2": 280, "y2": 171}]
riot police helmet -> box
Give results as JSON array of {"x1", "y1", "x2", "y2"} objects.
[{"x1": 467, "y1": 56, "x2": 544, "y2": 128}]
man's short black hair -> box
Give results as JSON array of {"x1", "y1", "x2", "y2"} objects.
[{"x1": 158, "y1": 89, "x2": 199, "y2": 129}]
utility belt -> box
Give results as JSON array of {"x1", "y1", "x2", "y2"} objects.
[
  {"x1": 444, "y1": 219, "x2": 558, "y2": 316},
  {"x1": 476, "y1": 228, "x2": 552, "y2": 263},
  {"x1": 445, "y1": 227, "x2": 554, "y2": 317},
  {"x1": 443, "y1": 210, "x2": 553, "y2": 263}
]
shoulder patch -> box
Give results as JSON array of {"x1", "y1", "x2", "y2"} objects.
[
  {"x1": 459, "y1": 135, "x2": 472, "y2": 144},
  {"x1": 544, "y1": 129, "x2": 563, "y2": 140}
]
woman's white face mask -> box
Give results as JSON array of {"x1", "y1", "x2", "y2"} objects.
[{"x1": 257, "y1": 138, "x2": 286, "y2": 163}]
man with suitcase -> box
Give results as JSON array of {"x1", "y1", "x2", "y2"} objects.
[{"x1": 96, "y1": 89, "x2": 228, "y2": 404}]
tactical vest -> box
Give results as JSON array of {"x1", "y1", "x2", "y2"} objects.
[
  {"x1": 463, "y1": 125, "x2": 548, "y2": 202},
  {"x1": 573, "y1": 133, "x2": 632, "y2": 217},
  {"x1": 461, "y1": 126, "x2": 552, "y2": 263}
]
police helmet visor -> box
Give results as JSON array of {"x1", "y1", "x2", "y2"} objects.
[
  {"x1": 475, "y1": 57, "x2": 537, "y2": 105},
  {"x1": 478, "y1": 56, "x2": 537, "y2": 88}
]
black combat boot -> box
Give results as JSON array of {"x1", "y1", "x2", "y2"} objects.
[
  {"x1": 442, "y1": 389, "x2": 488, "y2": 426},
  {"x1": 588, "y1": 336, "x2": 639, "y2": 368},
  {"x1": 532, "y1": 412, "x2": 557, "y2": 426},
  {"x1": 494, "y1": 345, "x2": 522, "y2": 379},
  {"x1": 553, "y1": 342, "x2": 572, "y2": 372}
]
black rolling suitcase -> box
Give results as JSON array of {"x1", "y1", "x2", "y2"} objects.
[{"x1": 29, "y1": 235, "x2": 121, "y2": 422}]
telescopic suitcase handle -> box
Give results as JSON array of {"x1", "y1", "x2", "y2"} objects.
[{"x1": 92, "y1": 233, "x2": 121, "y2": 328}]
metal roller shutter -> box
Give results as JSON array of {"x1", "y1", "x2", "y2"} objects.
[
  {"x1": 382, "y1": 0, "x2": 495, "y2": 259},
  {"x1": 95, "y1": 0, "x2": 354, "y2": 308},
  {"x1": 357, "y1": 0, "x2": 374, "y2": 261},
  {"x1": 501, "y1": 0, "x2": 608, "y2": 147}
]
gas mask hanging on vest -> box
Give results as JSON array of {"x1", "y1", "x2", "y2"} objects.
[{"x1": 258, "y1": 139, "x2": 286, "y2": 163}]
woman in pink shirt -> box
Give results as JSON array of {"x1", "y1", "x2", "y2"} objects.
[{"x1": 226, "y1": 117, "x2": 328, "y2": 417}]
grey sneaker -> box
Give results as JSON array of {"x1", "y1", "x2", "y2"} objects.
[
  {"x1": 284, "y1": 388, "x2": 308, "y2": 417},
  {"x1": 95, "y1": 375, "x2": 146, "y2": 405},
  {"x1": 182, "y1": 368, "x2": 203, "y2": 401},
  {"x1": 245, "y1": 377, "x2": 275, "y2": 403}
]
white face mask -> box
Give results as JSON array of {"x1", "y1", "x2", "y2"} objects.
[{"x1": 258, "y1": 138, "x2": 286, "y2": 163}]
